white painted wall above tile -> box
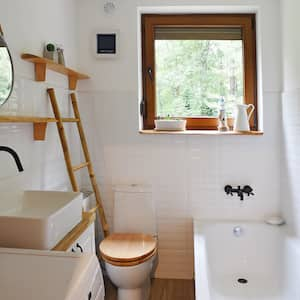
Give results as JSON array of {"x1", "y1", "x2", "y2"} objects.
[
  {"x1": 281, "y1": 0, "x2": 300, "y2": 92},
  {"x1": 76, "y1": 0, "x2": 282, "y2": 93}
]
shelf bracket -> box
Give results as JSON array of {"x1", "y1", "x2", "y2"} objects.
[
  {"x1": 33, "y1": 122, "x2": 48, "y2": 141},
  {"x1": 21, "y1": 53, "x2": 90, "y2": 90},
  {"x1": 69, "y1": 75, "x2": 77, "y2": 90},
  {"x1": 34, "y1": 63, "x2": 46, "y2": 81}
]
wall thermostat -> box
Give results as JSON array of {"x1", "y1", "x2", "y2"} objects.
[{"x1": 93, "y1": 30, "x2": 119, "y2": 59}]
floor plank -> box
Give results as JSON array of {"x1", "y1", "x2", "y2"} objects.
[
  {"x1": 104, "y1": 277, "x2": 195, "y2": 300},
  {"x1": 104, "y1": 276, "x2": 117, "y2": 300}
]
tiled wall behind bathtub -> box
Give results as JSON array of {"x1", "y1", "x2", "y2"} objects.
[
  {"x1": 78, "y1": 89, "x2": 282, "y2": 279},
  {"x1": 0, "y1": 0, "x2": 80, "y2": 193}
]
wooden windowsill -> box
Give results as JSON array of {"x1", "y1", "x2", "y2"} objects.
[{"x1": 139, "y1": 130, "x2": 264, "y2": 136}]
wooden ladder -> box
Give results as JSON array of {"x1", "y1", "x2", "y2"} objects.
[{"x1": 47, "y1": 88, "x2": 109, "y2": 238}]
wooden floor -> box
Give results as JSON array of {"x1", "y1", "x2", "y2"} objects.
[{"x1": 104, "y1": 277, "x2": 195, "y2": 300}]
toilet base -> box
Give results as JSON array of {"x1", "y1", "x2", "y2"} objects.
[
  {"x1": 117, "y1": 278, "x2": 151, "y2": 300},
  {"x1": 118, "y1": 288, "x2": 142, "y2": 300}
]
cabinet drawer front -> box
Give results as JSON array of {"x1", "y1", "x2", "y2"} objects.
[{"x1": 68, "y1": 223, "x2": 96, "y2": 254}]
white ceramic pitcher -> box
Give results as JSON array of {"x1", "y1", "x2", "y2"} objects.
[{"x1": 233, "y1": 104, "x2": 255, "y2": 132}]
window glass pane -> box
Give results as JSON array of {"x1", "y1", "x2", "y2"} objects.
[{"x1": 155, "y1": 39, "x2": 244, "y2": 118}]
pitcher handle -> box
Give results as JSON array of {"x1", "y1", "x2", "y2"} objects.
[{"x1": 247, "y1": 104, "x2": 255, "y2": 121}]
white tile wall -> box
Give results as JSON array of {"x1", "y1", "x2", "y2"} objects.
[
  {"x1": 78, "y1": 90, "x2": 282, "y2": 279},
  {"x1": 281, "y1": 0, "x2": 300, "y2": 238},
  {"x1": 0, "y1": 0, "x2": 81, "y2": 196},
  {"x1": 75, "y1": 0, "x2": 283, "y2": 278},
  {"x1": 0, "y1": 0, "x2": 285, "y2": 282},
  {"x1": 281, "y1": 90, "x2": 300, "y2": 237},
  {"x1": 0, "y1": 76, "x2": 81, "y2": 192}
]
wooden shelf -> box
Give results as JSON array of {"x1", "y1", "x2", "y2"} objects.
[
  {"x1": 139, "y1": 130, "x2": 264, "y2": 136},
  {"x1": 21, "y1": 53, "x2": 90, "y2": 90},
  {"x1": 0, "y1": 115, "x2": 79, "y2": 141}
]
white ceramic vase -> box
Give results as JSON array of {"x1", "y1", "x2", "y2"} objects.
[{"x1": 233, "y1": 104, "x2": 255, "y2": 132}]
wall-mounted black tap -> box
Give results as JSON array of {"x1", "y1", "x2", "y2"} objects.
[
  {"x1": 224, "y1": 185, "x2": 254, "y2": 201},
  {"x1": 0, "y1": 146, "x2": 24, "y2": 172}
]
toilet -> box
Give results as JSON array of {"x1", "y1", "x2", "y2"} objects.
[{"x1": 99, "y1": 184, "x2": 157, "y2": 300}]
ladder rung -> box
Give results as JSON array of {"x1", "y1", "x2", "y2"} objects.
[
  {"x1": 72, "y1": 162, "x2": 89, "y2": 171},
  {"x1": 61, "y1": 118, "x2": 79, "y2": 123}
]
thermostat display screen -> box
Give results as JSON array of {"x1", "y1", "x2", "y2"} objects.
[{"x1": 97, "y1": 34, "x2": 116, "y2": 54}]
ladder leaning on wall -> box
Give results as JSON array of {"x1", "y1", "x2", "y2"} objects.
[{"x1": 47, "y1": 88, "x2": 109, "y2": 238}]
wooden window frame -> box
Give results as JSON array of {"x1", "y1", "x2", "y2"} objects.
[{"x1": 141, "y1": 14, "x2": 258, "y2": 131}]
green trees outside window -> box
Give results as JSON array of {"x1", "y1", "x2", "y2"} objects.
[{"x1": 155, "y1": 40, "x2": 244, "y2": 118}]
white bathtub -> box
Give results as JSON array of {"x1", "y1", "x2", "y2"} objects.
[{"x1": 194, "y1": 220, "x2": 300, "y2": 300}]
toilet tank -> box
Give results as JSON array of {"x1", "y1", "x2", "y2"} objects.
[{"x1": 113, "y1": 184, "x2": 156, "y2": 235}]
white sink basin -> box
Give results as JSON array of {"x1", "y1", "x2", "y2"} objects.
[{"x1": 0, "y1": 191, "x2": 83, "y2": 250}]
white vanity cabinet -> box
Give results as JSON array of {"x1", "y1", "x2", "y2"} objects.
[
  {"x1": 0, "y1": 248, "x2": 104, "y2": 300},
  {"x1": 67, "y1": 223, "x2": 96, "y2": 254}
]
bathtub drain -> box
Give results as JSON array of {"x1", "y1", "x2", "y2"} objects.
[{"x1": 237, "y1": 278, "x2": 248, "y2": 284}]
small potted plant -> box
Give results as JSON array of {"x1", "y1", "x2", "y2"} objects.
[
  {"x1": 43, "y1": 42, "x2": 56, "y2": 60},
  {"x1": 154, "y1": 115, "x2": 187, "y2": 131}
]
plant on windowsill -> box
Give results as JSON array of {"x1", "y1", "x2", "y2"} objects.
[{"x1": 154, "y1": 115, "x2": 187, "y2": 131}]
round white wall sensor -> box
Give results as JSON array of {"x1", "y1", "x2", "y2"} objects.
[{"x1": 104, "y1": 1, "x2": 115, "y2": 14}]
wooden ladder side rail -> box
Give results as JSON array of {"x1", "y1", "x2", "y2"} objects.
[
  {"x1": 70, "y1": 92, "x2": 109, "y2": 237},
  {"x1": 47, "y1": 88, "x2": 109, "y2": 238},
  {"x1": 47, "y1": 88, "x2": 79, "y2": 192}
]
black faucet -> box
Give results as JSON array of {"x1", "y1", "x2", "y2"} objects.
[
  {"x1": 0, "y1": 146, "x2": 24, "y2": 172},
  {"x1": 224, "y1": 185, "x2": 254, "y2": 201}
]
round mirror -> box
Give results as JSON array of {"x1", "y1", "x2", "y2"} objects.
[{"x1": 0, "y1": 31, "x2": 14, "y2": 107}]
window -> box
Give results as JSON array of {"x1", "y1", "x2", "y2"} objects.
[{"x1": 141, "y1": 14, "x2": 258, "y2": 130}]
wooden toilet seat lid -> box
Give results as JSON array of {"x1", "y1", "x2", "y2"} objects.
[{"x1": 99, "y1": 233, "x2": 157, "y2": 265}]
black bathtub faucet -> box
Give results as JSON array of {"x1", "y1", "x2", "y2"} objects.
[
  {"x1": 224, "y1": 185, "x2": 254, "y2": 201},
  {"x1": 0, "y1": 146, "x2": 24, "y2": 172}
]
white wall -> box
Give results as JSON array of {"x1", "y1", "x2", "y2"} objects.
[
  {"x1": 0, "y1": 0, "x2": 80, "y2": 192},
  {"x1": 281, "y1": 0, "x2": 300, "y2": 92},
  {"x1": 77, "y1": 0, "x2": 282, "y2": 279},
  {"x1": 281, "y1": 0, "x2": 300, "y2": 237}
]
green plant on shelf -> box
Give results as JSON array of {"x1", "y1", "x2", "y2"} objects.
[
  {"x1": 46, "y1": 43, "x2": 55, "y2": 52},
  {"x1": 156, "y1": 115, "x2": 184, "y2": 120}
]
